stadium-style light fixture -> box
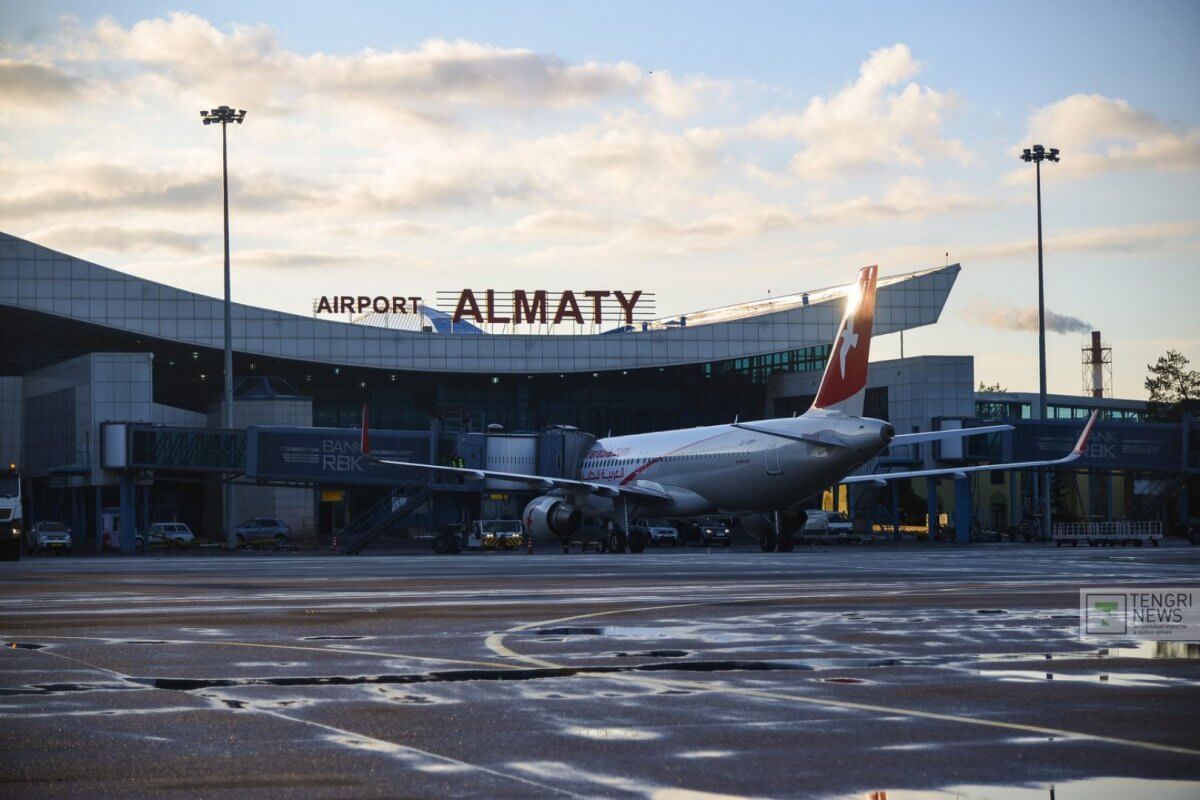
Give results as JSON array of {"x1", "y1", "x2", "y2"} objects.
[
  {"x1": 200, "y1": 104, "x2": 247, "y2": 551},
  {"x1": 1019, "y1": 143, "x2": 1060, "y2": 540}
]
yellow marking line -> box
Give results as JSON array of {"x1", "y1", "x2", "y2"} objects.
[
  {"x1": 484, "y1": 601, "x2": 1200, "y2": 758},
  {"x1": 8, "y1": 634, "x2": 517, "y2": 671}
]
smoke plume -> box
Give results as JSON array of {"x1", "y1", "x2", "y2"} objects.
[{"x1": 966, "y1": 299, "x2": 1092, "y2": 335}]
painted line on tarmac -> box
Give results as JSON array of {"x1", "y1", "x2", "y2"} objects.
[
  {"x1": 249, "y1": 706, "x2": 591, "y2": 799},
  {"x1": 484, "y1": 600, "x2": 1200, "y2": 759},
  {"x1": 2, "y1": 638, "x2": 587, "y2": 798},
  {"x1": 7, "y1": 634, "x2": 518, "y2": 671}
]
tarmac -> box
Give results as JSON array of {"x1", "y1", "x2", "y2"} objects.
[{"x1": 2, "y1": 542, "x2": 1199, "y2": 799}]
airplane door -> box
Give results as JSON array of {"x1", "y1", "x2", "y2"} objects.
[{"x1": 765, "y1": 442, "x2": 782, "y2": 475}]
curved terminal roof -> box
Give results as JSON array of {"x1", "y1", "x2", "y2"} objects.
[{"x1": 0, "y1": 232, "x2": 958, "y2": 374}]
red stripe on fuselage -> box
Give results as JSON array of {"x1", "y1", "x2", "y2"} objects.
[{"x1": 616, "y1": 429, "x2": 735, "y2": 486}]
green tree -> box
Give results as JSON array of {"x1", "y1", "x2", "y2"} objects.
[
  {"x1": 1145, "y1": 350, "x2": 1200, "y2": 421},
  {"x1": 978, "y1": 381, "x2": 1006, "y2": 393}
]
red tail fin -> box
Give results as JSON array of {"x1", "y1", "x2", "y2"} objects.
[
  {"x1": 361, "y1": 403, "x2": 370, "y2": 456},
  {"x1": 810, "y1": 265, "x2": 878, "y2": 416}
]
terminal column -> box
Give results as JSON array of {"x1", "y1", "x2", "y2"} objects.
[
  {"x1": 119, "y1": 473, "x2": 137, "y2": 554},
  {"x1": 926, "y1": 477, "x2": 938, "y2": 541},
  {"x1": 954, "y1": 476, "x2": 971, "y2": 544}
]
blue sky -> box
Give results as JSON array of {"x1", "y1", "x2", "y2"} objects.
[{"x1": 1, "y1": 1, "x2": 1197, "y2": 396}]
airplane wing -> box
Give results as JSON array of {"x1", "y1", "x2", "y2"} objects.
[
  {"x1": 888, "y1": 424, "x2": 1013, "y2": 447},
  {"x1": 842, "y1": 411, "x2": 1098, "y2": 486},
  {"x1": 369, "y1": 457, "x2": 673, "y2": 501}
]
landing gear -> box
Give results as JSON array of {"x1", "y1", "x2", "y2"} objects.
[
  {"x1": 628, "y1": 531, "x2": 648, "y2": 553},
  {"x1": 777, "y1": 531, "x2": 795, "y2": 553},
  {"x1": 609, "y1": 531, "x2": 627, "y2": 553},
  {"x1": 759, "y1": 531, "x2": 777, "y2": 552}
]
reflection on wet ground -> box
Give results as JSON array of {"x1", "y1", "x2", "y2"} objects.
[
  {"x1": 1, "y1": 547, "x2": 1198, "y2": 798},
  {"x1": 832, "y1": 776, "x2": 1200, "y2": 799}
]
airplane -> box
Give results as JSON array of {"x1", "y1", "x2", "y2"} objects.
[{"x1": 362, "y1": 265, "x2": 1099, "y2": 553}]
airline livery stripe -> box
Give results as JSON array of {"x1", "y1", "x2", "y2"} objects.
[{"x1": 617, "y1": 430, "x2": 734, "y2": 486}]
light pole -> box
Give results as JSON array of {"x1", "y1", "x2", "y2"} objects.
[
  {"x1": 1020, "y1": 143, "x2": 1059, "y2": 540},
  {"x1": 201, "y1": 105, "x2": 246, "y2": 550}
]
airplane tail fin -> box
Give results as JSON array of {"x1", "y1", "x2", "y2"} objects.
[
  {"x1": 361, "y1": 402, "x2": 370, "y2": 456},
  {"x1": 808, "y1": 265, "x2": 878, "y2": 417}
]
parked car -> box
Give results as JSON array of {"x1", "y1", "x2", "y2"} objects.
[
  {"x1": 686, "y1": 517, "x2": 732, "y2": 547},
  {"x1": 633, "y1": 518, "x2": 680, "y2": 547},
  {"x1": 27, "y1": 521, "x2": 72, "y2": 555},
  {"x1": 137, "y1": 522, "x2": 196, "y2": 549},
  {"x1": 235, "y1": 517, "x2": 291, "y2": 548}
]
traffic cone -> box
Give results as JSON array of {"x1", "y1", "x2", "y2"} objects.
[
  {"x1": 526, "y1": 534, "x2": 533, "y2": 554},
  {"x1": 331, "y1": 535, "x2": 339, "y2": 552}
]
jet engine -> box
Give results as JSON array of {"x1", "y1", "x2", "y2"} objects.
[{"x1": 523, "y1": 495, "x2": 582, "y2": 540}]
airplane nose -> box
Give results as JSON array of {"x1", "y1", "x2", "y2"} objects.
[{"x1": 880, "y1": 423, "x2": 895, "y2": 444}]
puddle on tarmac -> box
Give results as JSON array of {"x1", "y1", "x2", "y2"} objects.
[
  {"x1": 1103, "y1": 641, "x2": 1200, "y2": 659},
  {"x1": 135, "y1": 659, "x2": 809, "y2": 693},
  {"x1": 301, "y1": 635, "x2": 371, "y2": 641},
  {"x1": 976, "y1": 641, "x2": 1200, "y2": 664},
  {"x1": 0, "y1": 681, "x2": 146, "y2": 697},
  {"x1": 982, "y1": 669, "x2": 1193, "y2": 687},
  {"x1": 829, "y1": 777, "x2": 1200, "y2": 799},
  {"x1": 615, "y1": 650, "x2": 690, "y2": 658},
  {"x1": 564, "y1": 726, "x2": 660, "y2": 741},
  {"x1": 677, "y1": 750, "x2": 735, "y2": 759},
  {"x1": 531, "y1": 625, "x2": 776, "y2": 644},
  {"x1": 821, "y1": 677, "x2": 866, "y2": 685}
]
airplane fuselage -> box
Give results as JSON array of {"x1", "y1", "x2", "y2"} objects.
[{"x1": 575, "y1": 412, "x2": 895, "y2": 516}]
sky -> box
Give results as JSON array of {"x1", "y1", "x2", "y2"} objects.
[{"x1": 1, "y1": 1, "x2": 1197, "y2": 398}]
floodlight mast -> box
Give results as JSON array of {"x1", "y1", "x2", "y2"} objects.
[
  {"x1": 1019, "y1": 143, "x2": 1059, "y2": 540},
  {"x1": 200, "y1": 105, "x2": 246, "y2": 551}
]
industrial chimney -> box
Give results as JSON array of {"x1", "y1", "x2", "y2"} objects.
[{"x1": 1081, "y1": 330, "x2": 1111, "y2": 398}]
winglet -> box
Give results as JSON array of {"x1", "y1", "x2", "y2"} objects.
[
  {"x1": 1072, "y1": 410, "x2": 1100, "y2": 456},
  {"x1": 361, "y1": 402, "x2": 370, "y2": 456},
  {"x1": 810, "y1": 265, "x2": 878, "y2": 416}
]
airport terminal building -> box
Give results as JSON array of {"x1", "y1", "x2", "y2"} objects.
[{"x1": 0, "y1": 231, "x2": 1192, "y2": 548}]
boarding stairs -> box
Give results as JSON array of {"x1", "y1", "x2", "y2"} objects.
[{"x1": 340, "y1": 484, "x2": 434, "y2": 554}]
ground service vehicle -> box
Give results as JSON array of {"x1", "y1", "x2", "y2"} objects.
[
  {"x1": 1, "y1": 466, "x2": 22, "y2": 561},
  {"x1": 236, "y1": 517, "x2": 292, "y2": 548},
  {"x1": 366, "y1": 265, "x2": 1099, "y2": 553},
  {"x1": 137, "y1": 522, "x2": 196, "y2": 549},
  {"x1": 27, "y1": 521, "x2": 73, "y2": 555},
  {"x1": 432, "y1": 519, "x2": 525, "y2": 554}
]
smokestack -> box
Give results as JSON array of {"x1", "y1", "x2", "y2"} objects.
[{"x1": 1082, "y1": 331, "x2": 1111, "y2": 398}]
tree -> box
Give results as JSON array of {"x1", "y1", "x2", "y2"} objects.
[
  {"x1": 1145, "y1": 350, "x2": 1200, "y2": 421},
  {"x1": 978, "y1": 381, "x2": 1007, "y2": 393}
]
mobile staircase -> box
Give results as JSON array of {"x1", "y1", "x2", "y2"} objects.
[{"x1": 340, "y1": 484, "x2": 434, "y2": 554}]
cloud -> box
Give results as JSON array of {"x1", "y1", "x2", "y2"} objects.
[
  {"x1": 809, "y1": 177, "x2": 994, "y2": 224},
  {"x1": 965, "y1": 298, "x2": 1092, "y2": 335},
  {"x1": 744, "y1": 44, "x2": 971, "y2": 178},
  {"x1": 28, "y1": 223, "x2": 207, "y2": 254},
  {"x1": 0, "y1": 157, "x2": 327, "y2": 221},
  {"x1": 0, "y1": 59, "x2": 84, "y2": 107},
  {"x1": 235, "y1": 249, "x2": 378, "y2": 270},
  {"x1": 32, "y1": 13, "x2": 715, "y2": 120},
  {"x1": 1007, "y1": 94, "x2": 1200, "y2": 181},
  {"x1": 967, "y1": 221, "x2": 1200, "y2": 261}
]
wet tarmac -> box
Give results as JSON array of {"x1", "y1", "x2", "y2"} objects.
[{"x1": 1, "y1": 543, "x2": 1198, "y2": 799}]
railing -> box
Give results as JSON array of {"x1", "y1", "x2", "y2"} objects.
[
  {"x1": 341, "y1": 485, "x2": 434, "y2": 554},
  {"x1": 1053, "y1": 521, "x2": 1163, "y2": 540}
]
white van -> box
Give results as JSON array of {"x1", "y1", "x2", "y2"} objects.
[{"x1": 802, "y1": 511, "x2": 853, "y2": 536}]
